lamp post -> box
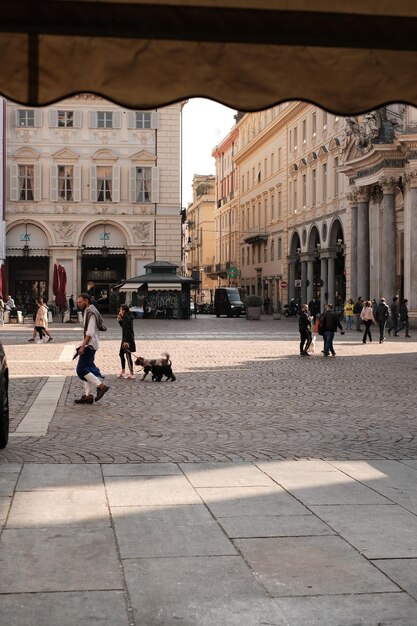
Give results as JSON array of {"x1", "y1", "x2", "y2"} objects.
[
  {"x1": 100, "y1": 224, "x2": 110, "y2": 257},
  {"x1": 21, "y1": 224, "x2": 30, "y2": 257}
]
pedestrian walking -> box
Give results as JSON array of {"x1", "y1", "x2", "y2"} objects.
[
  {"x1": 28, "y1": 298, "x2": 53, "y2": 342},
  {"x1": 74, "y1": 293, "x2": 109, "y2": 404},
  {"x1": 344, "y1": 298, "x2": 355, "y2": 330},
  {"x1": 353, "y1": 297, "x2": 363, "y2": 331},
  {"x1": 117, "y1": 304, "x2": 136, "y2": 379},
  {"x1": 389, "y1": 296, "x2": 400, "y2": 336},
  {"x1": 375, "y1": 297, "x2": 390, "y2": 343},
  {"x1": 361, "y1": 300, "x2": 376, "y2": 343},
  {"x1": 322, "y1": 304, "x2": 344, "y2": 357},
  {"x1": 0, "y1": 295, "x2": 4, "y2": 325},
  {"x1": 397, "y1": 299, "x2": 411, "y2": 338},
  {"x1": 298, "y1": 304, "x2": 312, "y2": 357}
]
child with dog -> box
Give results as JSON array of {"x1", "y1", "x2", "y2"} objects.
[{"x1": 117, "y1": 304, "x2": 136, "y2": 379}]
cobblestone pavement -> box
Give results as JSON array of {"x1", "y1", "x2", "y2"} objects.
[{"x1": 1, "y1": 315, "x2": 416, "y2": 463}]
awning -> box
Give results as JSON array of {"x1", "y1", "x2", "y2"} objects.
[
  {"x1": 2, "y1": 1, "x2": 417, "y2": 113},
  {"x1": 244, "y1": 234, "x2": 269, "y2": 245},
  {"x1": 116, "y1": 282, "x2": 145, "y2": 291},
  {"x1": 147, "y1": 283, "x2": 182, "y2": 291}
]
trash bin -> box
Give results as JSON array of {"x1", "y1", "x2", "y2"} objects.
[{"x1": 16, "y1": 310, "x2": 23, "y2": 324}]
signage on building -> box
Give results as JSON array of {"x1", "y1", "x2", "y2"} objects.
[
  {"x1": 87, "y1": 270, "x2": 118, "y2": 281},
  {"x1": 294, "y1": 279, "x2": 302, "y2": 287},
  {"x1": 228, "y1": 266, "x2": 239, "y2": 279},
  {"x1": 281, "y1": 280, "x2": 288, "y2": 288}
]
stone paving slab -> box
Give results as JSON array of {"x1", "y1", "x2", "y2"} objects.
[
  {"x1": 123, "y1": 555, "x2": 282, "y2": 626},
  {"x1": 6, "y1": 489, "x2": 109, "y2": 529},
  {"x1": 219, "y1": 514, "x2": 336, "y2": 539},
  {"x1": 102, "y1": 462, "x2": 182, "y2": 476},
  {"x1": 0, "y1": 471, "x2": 20, "y2": 496},
  {"x1": 104, "y1": 474, "x2": 201, "y2": 506},
  {"x1": 273, "y1": 593, "x2": 417, "y2": 626},
  {"x1": 180, "y1": 462, "x2": 276, "y2": 487},
  {"x1": 16, "y1": 463, "x2": 102, "y2": 490},
  {"x1": 112, "y1": 504, "x2": 236, "y2": 558},
  {"x1": 0, "y1": 591, "x2": 129, "y2": 626},
  {"x1": 374, "y1": 559, "x2": 417, "y2": 601},
  {"x1": 0, "y1": 496, "x2": 11, "y2": 525},
  {"x1": 197, "y1": 485, "x2": 309, "y2": 517},
  {"x1": 234, "y1": 536, "x2": 399, "y2": 596},
  {"x1": 312, "y1": 504, "x2": 417, "y2": 559},
  {"x1": 0, "y1": 526, "x2": 123, "y2": 593}
]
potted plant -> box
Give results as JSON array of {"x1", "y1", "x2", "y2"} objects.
[{"x1": 245, "y1": 295, "x2": 262, "y2": 320}]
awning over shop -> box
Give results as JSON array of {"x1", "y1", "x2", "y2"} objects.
[
  {"x1": 115, "y1": 282, "x2": 145, "y2": 291},
  {"x1": 2, "y1": 1, "x2": 417, "y2": 113},
  {"x1": 147, "y1": 283, "x2": 182, "y2": 291}
]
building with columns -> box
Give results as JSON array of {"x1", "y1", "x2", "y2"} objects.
[
  {"x1": 184, "y1": 174, "x2": 217, "y2": 302},
  {"x1": 5, "y1": 95, "x2": 182, "y2": 312}
]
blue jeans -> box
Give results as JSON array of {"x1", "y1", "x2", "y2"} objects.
[
  {"x1": 76, "y1": 347, "x2": 103, "y2": 381},
  {"x1": 346, "y1": 316, "x2": 353, "y2": 330},
  {"x1": 324, "y1": 331, "x2": 335, "y2": 356}
]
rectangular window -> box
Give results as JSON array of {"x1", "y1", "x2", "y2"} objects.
[
  {"x1": 302, "y1": 174, "x2": 307, "y2": 208},
  {"x1": 135, "y1": 167, "x2": 152, "y2": 202},
  {"x1": 312, "y1": 169, "x2": 317, "y2": 206},
  {"x1": 18, "y1": 110, "x2": 35, "y2": 127},
  {"x1": 289, "y1": 181, "x2": 292, "y2": 212},
  {"x1": 258, "y1": 244, "x2": 261, "y2": 263},
  {"x1": 312, "y1": 112, "x2": 317, "y2": 137},
  {"x1": 293, "y1": 126, "x2": 298, "y2": 152},
  {"x1": 97, "y1": 165, "x2": 113, "y2": 201},
  {"x1": 294, "y1": 181, "x2": 297, "y2": 213},
  {"x1": 271, "y1": 152, "x2": 274, "y2": 173},
  {"x1": 242, "y1": 248, "x2": 245, "y2": 266},
  {"x1": 18, "y1": 165, "x2": 34, "y2": 200},
  {"x1": 322, "y1": 163, "x2": 327, "y2": 201},
  {"x1": 271, "y1": 194, "x2": 275, "y2": 221},
  {"x1": 270, "y1": 238, "x2": 274, "y2": 261},
  {"x1": 334, "y1": 156, "x2": 339, "y2": 195},
  {"x1": 58, "y1": 165, "x2": 73, "y2": 201},
  {"x1": 135, "y1": 112, "x2": 152, "y2": 128},
  {"x1": 323, "y1": 110, "x2": 328, "y2": 130},
  {"x1": 278, "y1": 147, "x2": 282, "y2": 170},
  {"x1": 278, "y1": 237, "x2": 282, "y2": 260},
  {"x1": 247, "y1": 247, "x2": 250, "y2": 265},
  {"x1": 241, "y1": 175, "x2": 245, "y2": 193},
  {"x1": 289, "y1": 129, "x2": 292, "y2": 152},
  {"x1": 264, "y1": 197, "x2": 268, "y2": 225},
  {"x1": 302, "y1": 119, "x2": 307, "y2": 144},
  {"x1": 58, "y1": 111, "x2": 74, "y2": 128},
  {"x1": 252, "y1": 167, "x2": 255, "y2": 186},
  {"x1": 278, "y1": 191, "x2": 282, "y2": 218},
  {"x1": 97, "y1": 112, "x2": 113, "y2": 128},
  {"x1": 264, "y1": 157, "x2": 268, "y2": 179},
  {"x1": 252, "y1": 246, "x2": 255, "y2": 264}
]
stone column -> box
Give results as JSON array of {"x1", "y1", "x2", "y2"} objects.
[
  {"x1": 327, "y1": 256, "x2": 336, "y2": 306},
  {"x1": 357, "y1": 188, "x2": 370, "y2": 299},
  {"x1": 348, "y1": 191, "x2": 358, "y2": 300},
  {"x1": 320, "y1": 257, "x2": 328, "y2": 311},
  {"x1": 307, "y1": 259, "x2": 314, "y2": 303},
  {"x1": 404, "y1": 168, "x2": 417, "y2": 321},
  {"x1": 288, "y1": 261, "x2": 295, "y2": 301},
  {"x1": 381, "y1": 178, "x2": 397, "y2": 300},
  {"x1": 301, "y1": 261, "x2": 307, "y2": 304}
]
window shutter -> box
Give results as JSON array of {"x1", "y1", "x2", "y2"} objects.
[
  {"x1": 50, "y1": 165, "x2": 58, "y2": 201},
  {"x1": 34, "y1": 163, "x2": 41, "y2": 201},
  {"x1": 151, "y1": 111, "x2": 160, "y2": 129},
  {"x1": 113, "y1": 111, "x2": 122, "y2": 129},
  {"x1": 74, "y1": 110, "x2": 83, "y2": 128},
  {"x1": 14, "y1": 110, "x2": 20, "y2": 127},
  {"x1": 130, "y1": 167, "x2": 137, "y2": 202},
  {"x1": 9, "y1": 163, "x2": 18, "y2": 201},
  {"x1": 151, "y1": 166, "x2": 159, "y2": 203},
  {"x1": 127, "y1": 111, "x2": 135, "y2": 129},
  {"x1": 73, "y1": 165, "x2": 81, "y2": 201},
  {"x1": 34, "y1": 110, "x2": 43, "y2": 127},
  {"x1": 112, "y1": 165, "x2": 120, "y2": 202},
  {"x1": 90, "y1": 165, "x2": 97, "y2": 202},
  {"x1": 89, "y1": 111, "x2": 97, "y2": 128},
  {"x1": 49, "y1": 110, "x2": 58, "y2": 128}
]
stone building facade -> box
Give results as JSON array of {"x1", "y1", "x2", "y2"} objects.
[{"x1": 5, "y1": 95, "x2": 182, "y2": 312}]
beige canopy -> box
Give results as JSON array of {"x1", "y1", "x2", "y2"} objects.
[{"x1": 2, "y1": 0, "x2": 417, "y2": 113}]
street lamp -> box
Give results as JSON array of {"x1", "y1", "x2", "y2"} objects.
[
  {"x1": 21, "y1": 224, "x2": 31, "y2": 257},
  {"x1": 100, "y1": 224, "x2": 110, "y2": 257}
]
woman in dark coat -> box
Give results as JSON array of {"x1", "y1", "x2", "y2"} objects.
[{"x1": 117, "y1": 304, "x2": 136, "y2": 379}]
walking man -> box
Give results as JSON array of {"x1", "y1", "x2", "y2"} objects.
[
  {"x1": 298, "y1": 303, "x2": 312, "y2": 356},
  {"x1": 353, "y1": 297, "x2": 363, "y2": 331},
  {"x1": 398, "y1": 299, "x2": 411, "y2": 338},
  {"x1": 322, "y1": 303, "x2": 344, "y2": 357},
  {"x1": 74, "y1": 293, "x2": 109, "y2": 404},
  {"x1": 375, "y1": 297, "x2": 390, "y2": 343},
  {"x1": 389, "y1": 295, "x2": 400, "y2": 336}
]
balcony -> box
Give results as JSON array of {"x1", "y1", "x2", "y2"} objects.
[
  {"x1": 244, "y1": 233, "x2": 269, "y2": 245},
  {"x1": 204, "y1": 265, "x2": 213, "y2": 273}
]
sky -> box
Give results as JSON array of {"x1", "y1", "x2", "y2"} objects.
[{"x1": 182, "y1": 98, "x2": 236, "y2": 207}]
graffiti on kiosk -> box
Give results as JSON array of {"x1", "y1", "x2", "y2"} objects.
[{"x1": 147, "y1": 291, "x2": 180, "y2": 309}]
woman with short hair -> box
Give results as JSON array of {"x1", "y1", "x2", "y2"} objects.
[{"x1": 360, "y1": 300, "x2": 375, "y2": 344}]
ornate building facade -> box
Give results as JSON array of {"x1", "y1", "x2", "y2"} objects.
[{"x1": 5, "y1": 95, "x2": 182, "y2": 312}]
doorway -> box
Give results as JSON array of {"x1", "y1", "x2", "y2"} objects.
[
  {"x1": 7, "y1": 256, "x2": 49, "y2": 313},
  {"x1": 82, "y1": 254, "x2": 126, "y2": 313}
]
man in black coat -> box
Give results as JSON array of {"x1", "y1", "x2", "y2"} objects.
[
  {"x1": 375, "y1": 297, "x2": 390, "y2": 343},
  {"x1": 298, "y1": 303, "x2": 312, "y2": 357},
  {"x1": 322, "y1": 303, "x2": 344, "y2": 357}
]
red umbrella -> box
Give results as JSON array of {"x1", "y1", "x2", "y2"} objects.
[
  {"x1": 52, "y1": 263, "x2": 60, "y2": 301},
  {"x1": 0, "y1": 263, "x2": 5, "y2": 299},
  {"x1": 58, "y1": 265, "x2": 67, "y2": 312}
]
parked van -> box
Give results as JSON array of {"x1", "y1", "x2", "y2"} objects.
[{"x1": 214, "y1": 288, "x2": 244, "y2": 318}]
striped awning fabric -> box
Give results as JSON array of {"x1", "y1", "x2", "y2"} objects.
[{"x1": 1, "y1": 1, "x2": 417, "y2": 113}]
